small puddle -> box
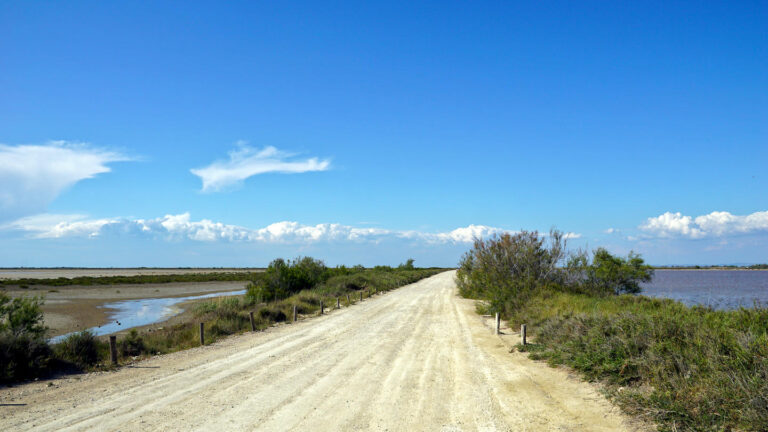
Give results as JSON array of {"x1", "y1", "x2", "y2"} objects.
[{"x1": 50, "y1": 289, "x2": 245, "y2": 344}]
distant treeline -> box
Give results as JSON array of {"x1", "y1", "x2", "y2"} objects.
[{"x1": 0, "y1": 272, "x2": 262, "y2": 287}]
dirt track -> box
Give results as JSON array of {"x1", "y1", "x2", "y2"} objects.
[{"x1": 1, "y1": 271, "x2": 641, "y2": 431}]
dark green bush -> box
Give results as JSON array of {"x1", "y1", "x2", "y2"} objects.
[
  {"x1": 0, "y1": 333, "x2": 53, "y2": 383},
  {"x1": 0, "y1": 294, "x2": 47, "y2": 339},
  {"x1": 246, "y1": 257, "x2": 327, "y2": 303},
  {"x1": 0, "y1": 293, "x2": 52, "y2": 382},
  {"x1": 456, "y1": 230, "x2": 568, "y2": 314},
  {"x1": 54, "y1": 331, "x2": 104, "y2": 369},
  {"x1": 258, "y1": 307, "x2": 287, "y2": 322},
  {"x1": 119, "y1": 329, "x2": 146, "y2": 357}
]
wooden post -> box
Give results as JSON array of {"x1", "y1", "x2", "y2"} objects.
[
  {"x1": 521, "y1": 324, "x2": 527, "y2": 346},
  {"x1": 360, "y1": 291, "x2": 363, "y2": 302},
  {"x1": 337, "y1": 297, "x2": 340, "y2": 309},
  {"x1": 347, "y1": 294, "x2": 350, "y2": 305},
  {"x1": 109, "y1": 335, "x2": 118, "y2": 365},
  {"x1": 293, "y1": 305, "x2": 297, "y2": 322},
  {"x1": 199, "y1": 322, "x2": 205, "y2": 346},
  {"x1": 495, "y1": 313, "x2": 500, "y2": 335},
  {"x1": 249, "y1": 311, "x2": 256, "y2": 331},
  {"x1": 320, "y1": 301, "x2": 324, "y2": 315}
]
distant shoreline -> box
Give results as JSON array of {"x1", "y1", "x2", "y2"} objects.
[{"x1": 652, "y1": 267, "x2": 768, "y2": 271}]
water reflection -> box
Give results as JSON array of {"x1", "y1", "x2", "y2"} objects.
[
  {"x1": 50, "y1": 289, "x2": 245, "y2": 343},
  {"x1": 641, "y1": 270, "x2": 768, "y2": 310}
]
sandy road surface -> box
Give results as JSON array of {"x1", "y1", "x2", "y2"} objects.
[{"x1": 1, "y1": 271, "x2": 640, "y2": 431}]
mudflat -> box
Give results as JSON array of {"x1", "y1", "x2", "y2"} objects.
[
  {"x1": 0, "y1": 271, "x2": 646, "y2": 431},
  {"x1": 0, "y1": 268, "x2": 258, "y2": 280},
  {"x1": 4, "y1": 281, "x2": 248, "y2": 337}
]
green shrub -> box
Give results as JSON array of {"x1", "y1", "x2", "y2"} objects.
[
  {"x1": 512, "y1": 292, "x2": 768, "y2": 431},
  {"x1": 0, "y1": 333, "x2": 52, "y2": 383},
  {"x1": 0, "y1": 293, "x2": 52, "y2": 382},
  {"x1": 456, "y1": 230, "x2": 568, "y2": 314},
  {"x1": 567, "y1": 248, "x2": 653, "y2": 295},
  {"x1": 0, "y1": 294, "x2": 47, "y2": 339},
  {"x1": 54, "y1": 331, "x2": 104, "y2": 369},
  {"x1": 258, "y1": 307, "x2": 287, "y2": 322},
  {"x1": 119, "y1": 329, "x2": 146, "y2": 357},
  {"x1": 245, "y1": 257, "x2": 330, "y2": 303}
]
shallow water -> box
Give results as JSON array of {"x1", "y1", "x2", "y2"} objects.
[
  {"x1": 641, "y1": 270, "x2": 768, "y2": 310},
  {"x1": 50, "y1": 289, "x2": 245, "y2": 343}
]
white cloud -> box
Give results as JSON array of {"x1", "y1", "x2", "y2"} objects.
[
  {"x1": 604, "y1": 228, "x2": 618, "y2": 234},
  {"x1": 6, "y1": 213, "x2": 563, "y2": 246},
  {"x1": 639, "y1": 210, "x2": 768, "y2": 239},
  {"x1": 0, "y1": 141, "x2": 129, "y2": 221},
  {"x1": 6, "y1": 213, "x2": 116, "y2": 238},
  {"x1": 190, "y1": 143, "x2": 331, "y2": 192},
  {"x1": 398, "y1": 224, "x2": 511, "y2": 244}
]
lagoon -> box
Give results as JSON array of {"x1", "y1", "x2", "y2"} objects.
[
  {"x1": 641, "y1": 270, "x2": 768, "y2": 310},
  {"x1": 50, "y1": 289, "x2": 245, "y2": 343}
]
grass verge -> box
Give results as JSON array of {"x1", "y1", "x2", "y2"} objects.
[{"x1": 500, "y1": 291, "x2": 768, "y2": 431}]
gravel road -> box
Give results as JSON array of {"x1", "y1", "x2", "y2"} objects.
[{"x1": 1, "y1": 271, "x2": 640, "y2": 431}]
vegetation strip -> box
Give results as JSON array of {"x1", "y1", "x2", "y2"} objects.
[
  {"x1": 1, "y1": 258, "x2": 443, "y2": 385},
  {"x1": 457, "y1": 230, "x2": 767, "y2": 432},
  {"x1": 0, "y1": 272, "x2": 261, "y2": 287}
]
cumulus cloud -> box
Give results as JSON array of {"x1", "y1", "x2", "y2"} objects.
[
  {"x1": 399, "y1": 224, "x2": 511, "y2": 243},
  {"x1": 190, "y1": 143, "x2": 331, "y2": 192},
  {"x1": 0, "y1": 141, "x2": 129, "y2": 221},
  {"x1": 5, "y1": 213, "x2": 566, "y2": 246},
  {"x1": 7, "y1": 213, "x2": 116, "y2": 238},
  {"x1": 639, "y1": 210, "x2": 768, "y2": 239}
]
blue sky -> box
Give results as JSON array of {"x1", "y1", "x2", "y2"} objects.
[{"x1": 1, "y1": 1, "x2": 766, "y2": 267}]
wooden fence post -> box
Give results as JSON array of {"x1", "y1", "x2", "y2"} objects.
[
  {"x1": 360, "y1": 291, "x2": 363, "y2": 302},
  {"x1": 347, "y1": 294, "x2": 350, "y2": 304},
  {"x1": 293, "y1": 305, "x2": 297, "y2": 322},
  {"x1": 337, "y1": 297, "x2": 340, "y2": 309},
  {"x1": 495, "y1": 313, "x2": 500, "y2": 335},
  {"x1": 521, "y1": 324, "x2": 527, "y2": 346},
  {"x1": 109, "y1": 335, "x2": 118, "y2": 365},
  {"x1": 249, "y1": 311, "x2": 256, "y2": 331},
  {"x1": 199, "y1": 322, "x2": 205, "y2": 346},
  {"x1": 320, "y1": 301, "x2": 324, "y2": 315}
]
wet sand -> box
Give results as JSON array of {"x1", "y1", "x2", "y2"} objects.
[{"x1": 4, "y1": 281, "x2": 248, "y2": 337}]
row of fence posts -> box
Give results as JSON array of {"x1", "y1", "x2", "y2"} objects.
[
  {"x1": 494, "y1": 312, "x2": 527, "y2": 346},
  {"x1": 193, "y1": 289, "x2": 374, "y2": 348},
  {"x1": 107, "y1": 288, "x2": 382, "y2": 364}
]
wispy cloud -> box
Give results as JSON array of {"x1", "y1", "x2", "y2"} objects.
[
  {"x1": 0, "y1": 141, "x2": 129, "y2": 221},
  {"x1": 6, "y1": 213, "x2": 573, "y2": 246},
  {"x1": 190, "y1": 143, "x2": 331, "y2": 192},
  {"x1": 639, "y1": 210, "x2": 768, "y2": 239}
]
